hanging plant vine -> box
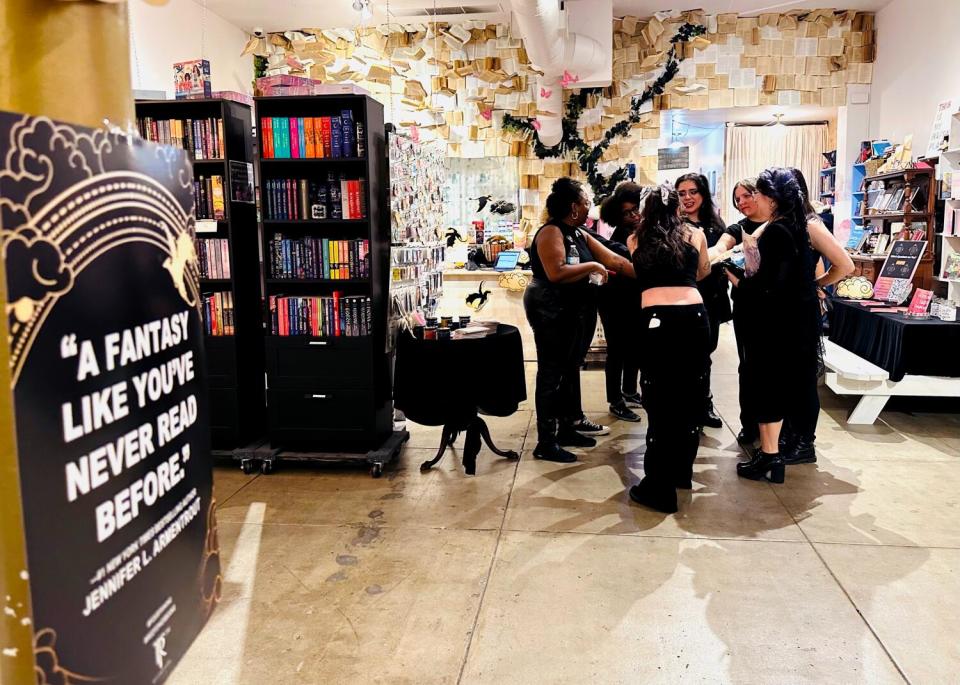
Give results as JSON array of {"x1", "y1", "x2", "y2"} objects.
[{"x1": 502, "y1": 22, "x2": 707, "y2": 202}]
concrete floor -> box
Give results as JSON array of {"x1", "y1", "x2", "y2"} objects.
[{"x1": 171, "y1": 324, "x2": 960, "y2": 684}]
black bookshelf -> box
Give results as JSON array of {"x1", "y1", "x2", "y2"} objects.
[
  {"x1": 254, "y1": 94, "x2": 392, "y2": 451},
  {"x1": 135, "y1": 97, "x2": 266, "y2": 451}
]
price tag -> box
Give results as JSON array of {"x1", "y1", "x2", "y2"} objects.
[{"x1": 196, "y1": 219, "x2": 218, "y2": 234}]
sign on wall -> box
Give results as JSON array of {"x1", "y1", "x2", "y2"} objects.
[
  {"x1": 0, "y1": 111, "x2": 219, "y2": 684},
  {"x1": 658, "y1": 146, "x2": 690, "y2": 171}
]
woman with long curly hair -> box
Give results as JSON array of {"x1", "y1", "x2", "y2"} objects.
[
  {"x1": 723, "y1": 167, "x2": 822, "y2": 483},
  {"x1": 676, "y1": 172, "x2": 729, "y2": 430},
  {"x1": 626, "y1": 185, "x2": 710, "y2": 514}
]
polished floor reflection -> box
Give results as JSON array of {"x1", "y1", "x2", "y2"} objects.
[{"x1": 171, "y1": 324, "x2": 960, "y2": 684}]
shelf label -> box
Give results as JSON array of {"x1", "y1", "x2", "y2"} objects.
[{"x1": 196, "y1": 219, "x2": 218, "y2": 234}]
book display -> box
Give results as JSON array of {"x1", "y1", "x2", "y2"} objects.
[
  {"x1": 135, "y1": 97, "x2": 266, "y2": 450},
  {"x1": 256, "y1": 94, "x2": 397, "y2": 469},
  {"x1": 819, "y1": 150, "x2": 836, "y2": 207}
]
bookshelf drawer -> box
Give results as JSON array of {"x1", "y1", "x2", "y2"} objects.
[
  {"x1": 267, "y1": 388, "x2": 370, "y2": 432},
  {"x1": 265, "y1": 337, "x2": 372, "y2": 388}
]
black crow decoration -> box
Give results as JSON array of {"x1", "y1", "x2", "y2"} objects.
[
  {"x1": 490, "y1": 199, "x2": 516, "y2": 215},
  {"x1": 465, "y1": 281, "x2": 491, "y2": 311},
  {"x1": 445, "y1": 227, "x2": 465, "y2": 248},
  {"x1": 472, "y1": 195, "x2": 493, "y2": 211}
]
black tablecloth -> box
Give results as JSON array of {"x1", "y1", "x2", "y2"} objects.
[
  {"x1": 829, "y1": 299, "x2": 960, "y2": 381},
  {"x1": 394, "y1": 323, "x2": 526, "y2": 426}
]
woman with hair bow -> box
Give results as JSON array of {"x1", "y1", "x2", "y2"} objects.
[{"x1": 626, "y1": 184, "x2": 711, "y2": 514}]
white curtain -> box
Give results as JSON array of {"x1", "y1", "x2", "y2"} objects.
[{"x1": 722, "y1": 124, "x2": 828, "y2": 223}]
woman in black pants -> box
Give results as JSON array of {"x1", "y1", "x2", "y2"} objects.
[
  {"x1": 627, "y1": 186, "x2": 710, "y2": 514},
  {"x1": 598, "y1": 182, "x2": 645, "y2": 422},
  {"x1": 524, "y1": 178, "x2": 635, "y2": 463},
  {"x1": 676, "y1": 173, "x2": 728, "y2": 429},
  {"x1": 724, "y1": 168, "x2": 822, "y2": 483}
]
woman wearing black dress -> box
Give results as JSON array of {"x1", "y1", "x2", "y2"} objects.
[
  {"x1": 676, "y1": 173, "x2": 728, "y2": 429},
  {"x1": 724, "y1": 168, "x2": 822, "y2": 483},
  {"x1": 627, "y1": 185, "x2": 710, "y2": 514},
  {"x1": 524, "y1": 177, "x2": 635, "y2": 463}
]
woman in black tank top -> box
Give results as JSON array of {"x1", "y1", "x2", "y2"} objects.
[
  {"x1": 627, "y1": 185, "x2": 711, "y2": 515},
  {"x1": 523, "y1": 178, "x2": 635, "y2": 464}
]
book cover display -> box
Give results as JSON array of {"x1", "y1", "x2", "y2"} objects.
[
  {"x1": 174, "y1": 59, "x2": 212, "y2": 100},
  {"x1": 0, "y1": 110, "x2": 219, "y2": 683}
]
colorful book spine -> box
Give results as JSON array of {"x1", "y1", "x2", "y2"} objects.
[
  {"x1": 340, "y1": 110, "x2": 355, "y2": 157},
  {"x1": 297, "y1": 117, "x2": 306, "y2": 158},
  {"x1": 321, "y1": 117, "x2": 332, "y2": 158},
  {"x1": 290, "y1": 117, "x2": 300, "y2": 159},
  {"x1": 330, "y1": 116, "x2": 342, "y2": 159}
]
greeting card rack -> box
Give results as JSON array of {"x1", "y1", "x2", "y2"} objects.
[{"x1": 135, "y1": 97, "x2": 266, "y2": 451}]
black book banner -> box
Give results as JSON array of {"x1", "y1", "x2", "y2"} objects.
[{"x1": 0, "y1": 111, "x2": 220, "y2": 683}]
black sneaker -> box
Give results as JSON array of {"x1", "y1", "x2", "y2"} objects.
[
  {"x1": 622, "y1": 392, "x2": 643, "y2": 408},
  {"x1": 557, "y1": 428, "x2": 597, "y2": 448},
  {"x1": 701, "y1": 405, "x2": 723, "y2": 429},
  {"x1": 609, "y1": 402, "x2": 641, "y2": 423},
  {"x1": 569, "y1": 417, "x2": 610, "y2": 436},
  {"x1": 533, "y1": 442, "x2": 577, "y2": 463},
  {"x1": 782, "y1": 439, "x2": 817, "y2": 465}
]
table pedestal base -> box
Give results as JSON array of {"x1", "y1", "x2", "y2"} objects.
[{"x1": 420, "y1": 416, "x2": 520, "y2": 475}]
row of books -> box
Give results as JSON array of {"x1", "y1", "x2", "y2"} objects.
[
  {"x1": 138, "y1": 116, "x2": 224, "y2": 159},
  {"x1": 263, "y1": 176, "x2": 366, "y2": 221},
  {"x1": 270, "y1": 236, "x2": 370, "y2": 280},
  {"x1": 201, "y1": 291, "x2": 234, "y2": 336},
  {"x1": 269, "y1": 294, "x2": 372, "y2": 337},
  {"x1": 943, "y1": 206, "x2": 960, "y2": 236},
  {"x1": 819, "y1": 173, "x2": 835, "y2": 195},
  {"x1": 197, "y1": 239, "x2": 231, "y2": 279},
  {"x1": 260, "y1": 111, "x2": 364, "y2": 159},
  {"x1": 195, "y1": 175, "x2": 226, "y2": 220}
]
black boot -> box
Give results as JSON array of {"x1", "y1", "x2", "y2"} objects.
[
  {"x1": 701, "y1": 396, "x2": 723, "y2": 429},
  {"x1": 783, "y1": 438, "x2": 817, "y2": 465},
  {"x1": 533, "y1": 419, "x2": 577, "y2": 463},
  {"x1": 558, "y1": 425, "x2": 597, "y2": 447},
  {"x1": 736, "y1": 450, "x2": 785, "y2": 483},
  {"x1": 629, "y1": 478, "x2": 678, "y2": 514},
  {"x1": 736, "y1": 427, "x2": 759, "y2": 445}
]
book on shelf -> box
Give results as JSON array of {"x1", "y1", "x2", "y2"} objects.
[
  {"x1": 943, "y1": 253, "x2": 960, "y2": 281},
  {"x1": 263, "y1": 175, "x2": 366, "y2": 220},
  {"x1": 269, "y1": 236, "x2": 369, "y2": 279},
  {"x1": 261, "y1": 112, "x2": 361, "y2": 159},
  {"x1": 268, "y1": 293, "x2": 372, "y2": 337},
  {"x1": 194, "y1": 175, "x2": 226, "y2": 219},
  {"x1": 197, "y1": 238, "x2": 231, "y2": 278},
  {"x1": 201, "y1": 290, "x2": 234, "y2": 335},
  {"x1": 945, "y1": 206, "x2": 960, "y2": 236},
  {"x1": 138, "y1": 115, "x2": 224, "y2": 159}
]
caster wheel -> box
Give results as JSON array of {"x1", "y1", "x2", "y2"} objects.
[
  {"x1": 240, "y1": 459, "x2": 256, "y2": 474},
  {"x1": 371, "y1": 463, "x2": 383, "y2": 478},
  {"x1": 260, "y1": 459, "x2": 274, "y2": 475}
]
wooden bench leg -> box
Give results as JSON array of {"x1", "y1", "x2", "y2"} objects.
[{"x1": 847, "y1": 395, "x2": 890, "y2": 425}]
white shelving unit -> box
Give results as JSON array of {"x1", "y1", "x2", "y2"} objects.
[{"x1": 938, "y1": 112, "x2": 960, "y2": 302}]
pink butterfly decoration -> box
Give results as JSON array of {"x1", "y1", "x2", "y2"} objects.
[
  {"x1": 410, "y1": 125, "x2": 420, "y2": 142},
  {"x1": 539, "y1": 87, "x2": 553, "y2": 99},
  {"x1": 532, "y1": 119, "x2": 542, "y2": 131},
  {"x1": 561, "y1": 70, "x2": 580, "y2": 87},
  {"x1": 480, "y1": 108, "x2": 493, "y2": 120}
]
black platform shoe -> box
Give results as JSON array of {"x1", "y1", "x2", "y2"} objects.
[
  {"x1": 783, "y1": 439, "x2": 817, "y2": 465},
  {"x1": 628, "y1": 479, "x2": 678, "y2": 514},
  {"x1": 736, "y1": 450, "x2": 785, "y2": 483}
]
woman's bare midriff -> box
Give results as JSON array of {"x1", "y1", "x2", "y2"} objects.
[{"x1": 641, "y1": 286, "x2": 703, "y2": 308}]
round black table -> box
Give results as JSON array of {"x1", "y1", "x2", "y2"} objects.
[{"x1": 394, "y1": 323, "x2": 526, "y2": 475}]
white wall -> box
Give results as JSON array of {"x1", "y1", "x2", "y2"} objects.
[
  {"x1": 869, "y1": 0, "x2": 960, "y2": 149},
  {"x1": 128, "y1": 0, "x2": 252, "y2": 98}
]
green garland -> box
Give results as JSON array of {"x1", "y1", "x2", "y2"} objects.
[{"x1": 503, "y1": 22, "x2": 706, "y2": 202}]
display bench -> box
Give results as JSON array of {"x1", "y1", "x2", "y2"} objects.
[
  {"x1": 850, "y1": 166, "x2": 937, "y2": 291},
  {"x1": 135, "y1": 97, "x2": 266, "y2": 451},
  {"x1": 252, "y1": 94, "x2": 403, "y2": 476}
]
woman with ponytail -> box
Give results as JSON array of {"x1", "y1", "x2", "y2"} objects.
[
  {"x1": 626, "y1": 185, "x2": 710, "y2": 514},
  {"x1": 723, "y1": 167, "x2": 822, "y2": 484}
]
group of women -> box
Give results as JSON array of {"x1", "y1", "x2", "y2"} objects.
[{"x1": 523, "y1": 169, "x2": 854, "y2": 514}]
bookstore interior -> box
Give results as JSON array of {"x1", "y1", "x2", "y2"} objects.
[{"x1": 3, "y1": 1, "x2": 960, "y2": 683}]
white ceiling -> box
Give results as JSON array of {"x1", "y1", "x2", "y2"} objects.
[
  {"x1": 664, "y1": 105, "x2": 838, "y2": 143},
  {"x1": 204, "y1": 0, "x2": 892, "y2": 33}
]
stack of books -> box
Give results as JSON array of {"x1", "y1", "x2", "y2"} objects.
[
  {"x1": 195, "y1": 175, "x2": 226, "y2": 220},
  {"x1": 260, "y1": 110, "x2": 364, "y2": 159},
  {"x1": 263, "y1": 176, "x2": 365, "y2": 220},
  {"x1": 197, "y1": 239, "x2": 231, "y2": 279},
  {"x1": 138, "y1": 116, "x2": 224, "y2": 159},
  {"x1": 201, "y1": 291, "x2": 234, "y2": 335},
  {"x1": 269, "y1": 294, "x2": 372, "y2": 337},
  {"x1": 269, "y1": 236, "x2": 369, "y2": 280}
]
